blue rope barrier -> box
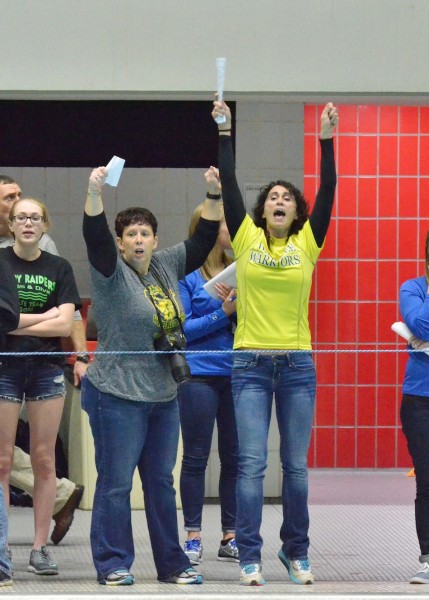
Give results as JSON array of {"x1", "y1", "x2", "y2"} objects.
[{"x1": 0, "y1": 347, "x2": 426, "y2": 357}]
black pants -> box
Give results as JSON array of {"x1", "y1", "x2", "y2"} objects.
[{"x1": 401, "y1": 393, "x2": 429, "y2": 559}]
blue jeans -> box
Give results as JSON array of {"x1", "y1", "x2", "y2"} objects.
[
  {"x1": 81, "y1": 377, "x2": 191, "y2": 581},
  {"x1": 0, "y1": 485, "x2": 11, "y2": 577},
  {"x1": 232, "y1": 352, "x2": 316, "y2": 565},
  {"x1": 178, "y1": 376, "x2": 238, "y2": 533},
  {"x1": 401, "y1": 393, "x2": 429, "y2": 559}
]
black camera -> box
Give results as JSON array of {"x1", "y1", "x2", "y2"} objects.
[{"x1": 154, "y1": 328, "x2": 191, "y2": 384}]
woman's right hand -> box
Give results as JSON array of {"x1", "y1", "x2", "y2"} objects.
[
  {"x1": 88, "y1": 166, "x2": 108, "y2": 195},
  {"x1": 212, "y1": 96, "x2": 232, "y2": 131},
  {"x1": 204, "y1": 166, "x2": 221, "y2": 195}
]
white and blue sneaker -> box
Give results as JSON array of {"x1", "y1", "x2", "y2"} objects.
[
  {"x1": 410, "y1": 562, "x2": 429, "y2": 584},
  {"x1": 184, "y1": 538, "x2": 203, "y2": 565},
  {"x1": 239, "y1": 563, "x2": 265, "y2": 586},
  {"x1": 163, "y1": 567, "x2": 203, "y2": 584},
  {"x1": 278, "y1": 549, "x2": 314, "y2": 584},
  {"x1": 99, "y1": 569, "x2": 134, "y2": 586}
]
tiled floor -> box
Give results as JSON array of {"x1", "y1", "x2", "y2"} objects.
[{"x1": 2, "y1": 470, "x2": 426, "y2": 599}]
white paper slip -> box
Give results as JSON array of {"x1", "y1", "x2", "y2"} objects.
[
  {"x1": 203, "y1": 261, "x2": 236, "y2": 299},
  {"x1": 215, "y1": 57, "x2": 227, "y2": 124},
  {"x1": 105, "y1": 155, "x2": 125, "y2": 187},
  {"x1": 391, "y1": 321, "x2": 413, "y2": 342},
  {"x1": 392, "y1": 321, "x2": 429, "y2": 354}
]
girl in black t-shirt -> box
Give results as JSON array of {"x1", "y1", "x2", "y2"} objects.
[{"x1": 0, "y1": 199, "x2": 81, "y2": 578}]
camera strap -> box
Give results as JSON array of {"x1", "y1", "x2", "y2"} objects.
[{"x1": 127, "y1": 260, "x2": 185, "y2": 337}]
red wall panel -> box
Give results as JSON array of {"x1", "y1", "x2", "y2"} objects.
[{"x1": 304, "y1": 103, "x2": 429, "y2": 467}]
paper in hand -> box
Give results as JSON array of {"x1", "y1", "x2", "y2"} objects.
[
  {"x1": 203, "y1": 262, "x2": 236, "y2": 299},
  {"x1": 391, "y1": 321, "x2": 413, "y2": 342},
  {"x1": 105, "y1": 156, "x2": 125, "y2": 187},
  {"x1": 215, "y1": 57, "x2": 227, "y2": 124},
  {"x1": 392, "y1": 321, "x2": 429, "y2": 354}
]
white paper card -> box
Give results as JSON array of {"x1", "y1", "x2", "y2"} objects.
[
  {"x1": 215, "y1": 57, "x2": 227, "y2": 124},
  {"x1": 391, "y1": 321, "x2": 413, "y2": 342},
  {"x1": 105, "y1": 155, "x2": 125, "y2": 187},
  {"x1": 392, "y1": 321, "x2": 429, "y2": 354},
  {"x1": 203, "y1": 261, "x2": 236, "y2": 299}
]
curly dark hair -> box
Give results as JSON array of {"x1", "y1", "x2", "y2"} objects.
[{"x1": 253, "y1": 180, "x2": 309, "y2": 248}]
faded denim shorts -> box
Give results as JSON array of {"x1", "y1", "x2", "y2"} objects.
[{"x1": 0, "y1": 359, "x2": 65, "y2": 404}]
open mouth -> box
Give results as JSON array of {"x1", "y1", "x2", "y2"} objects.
[{"x1": 273, "y1": 209, "x2": 286, "y2": 217}]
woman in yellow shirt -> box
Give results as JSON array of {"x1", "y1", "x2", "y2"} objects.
[{"x1": 211, "y1": 98, "x2": 338, "y2": 586}]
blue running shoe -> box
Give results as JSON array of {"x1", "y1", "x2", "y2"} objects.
[
  {"x1": 184, "y1": 538, "x2": 202, "y2": 565},
  {"x1": 99, "y1": 569, "x2": 135, "y2": 586},
  {"x1": 278, "y1": 549, "x2": 314, "y2": 585},
  {"x1": 240, "y1": 563, "x2": 265, "y2": 586}
]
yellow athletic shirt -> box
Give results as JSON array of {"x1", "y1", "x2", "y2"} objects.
[{"x1": 231, "y1": 214, "x2": 323, "y2": 350}]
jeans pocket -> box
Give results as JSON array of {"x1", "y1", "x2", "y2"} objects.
[
  {"x1": 287, "y1": 352, "x2": 315, "y2": 371},
  {"x1": 232, "y1": 352, "x2": 258, "y2": 371}
]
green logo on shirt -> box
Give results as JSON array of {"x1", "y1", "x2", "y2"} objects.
[{"x1": 14, "y1": 273, "x2": 57, "y2": 312}]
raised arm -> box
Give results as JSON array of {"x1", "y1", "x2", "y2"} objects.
[
  {"x1": 309, "y1": 102, "x2": 338, "y2": 247},
  {"x1": 212, "y1": 98, "x2": 246, "y2": 240},
  {"x1": 82, "y1": 166, "x2": 118, "y2": 277},
  {"x1": 184, "y1": 167, "x2": 222, "y2": 274}
]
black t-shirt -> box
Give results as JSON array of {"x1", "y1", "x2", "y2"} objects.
[
  {"x1": 0, "y1": 259, "x2": 19, "y2": 333},
  {"x1": 0, "y1": 247, "x2": 81, "y2": 363}
]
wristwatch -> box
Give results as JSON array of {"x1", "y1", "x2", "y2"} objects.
[{"x1": 75, "y1": 353, "x2": 91, "y2": 364}]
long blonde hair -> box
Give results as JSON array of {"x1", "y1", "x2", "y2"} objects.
[{"x1": 188, "y1": 202, "x2": 233, "y2": 281}]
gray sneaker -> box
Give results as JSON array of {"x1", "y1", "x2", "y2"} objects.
[
  {"x1": 28, "y1": 546, "x2": 58, "y2": 576},
  {"x1": 218, "y1": 538, "x2": 239, "y2": 562},
  {"x1": 410, "y1": 562, "x2": 429, "y2": 584}
]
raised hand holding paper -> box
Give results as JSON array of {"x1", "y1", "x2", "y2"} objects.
[
  {"x1": 105, "y1": 156, "x2": 125, "y2": 187},
  {"x1": 215, "y1": 57, "x2": 227, "y2": 124}
]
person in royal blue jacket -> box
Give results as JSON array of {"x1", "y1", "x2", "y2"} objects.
[
  {"x1": 400, "y1": 231, "x2": 429, "y2": 585},
  {"x1": 178, "y1": 167, "x2": 239, "y2": 566}
]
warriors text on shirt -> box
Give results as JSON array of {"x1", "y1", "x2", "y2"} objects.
[{"x1": 249, "y1": 242, "x2": 301, "y2": 269}]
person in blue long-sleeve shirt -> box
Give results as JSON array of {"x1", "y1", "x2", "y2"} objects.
[
  {"x1": 178, "y1": 167, "x2": 239, "y2": 566},
  {"x1": 400, "y1": 231, "x2": 429, "y2": 584}
]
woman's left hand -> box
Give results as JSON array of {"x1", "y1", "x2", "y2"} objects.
[
  {"x1": 214, "y1": 282, "x2": 233, "y2": 302},
  {"x1": 410, "y1": 335, "x2": 429, "y2": 350},
  {"x1": 320, "y1": 102, "x2": 338, "y2": 139}
]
